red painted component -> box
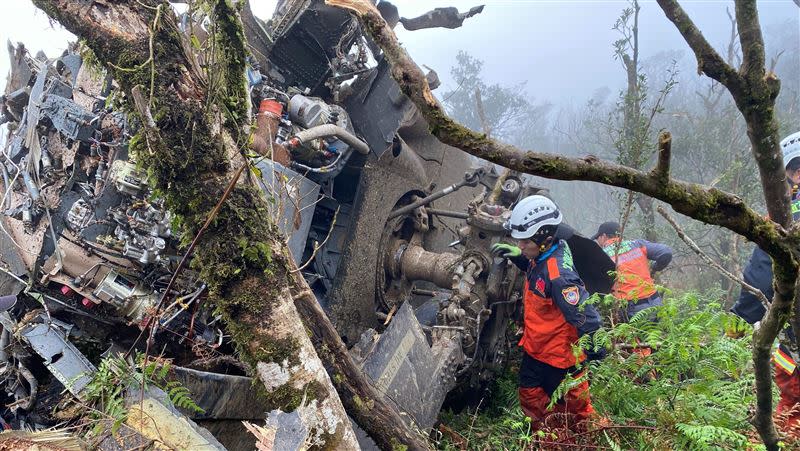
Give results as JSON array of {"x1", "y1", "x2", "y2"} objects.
[
  {"x1": 81, "y1": 298, "x2": 96, "y2": 309},
  {"x1": 60, "y1": 285, "x2": 75, "y2": 296},
  {"x1": 259, "y1": 99, "x2": 283, "y2": 116}
]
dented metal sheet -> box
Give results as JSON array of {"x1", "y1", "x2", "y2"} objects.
[
  {"x1": 359, "y1": 302, "x2": 463, "y2": 430},
  {"x1": 20, "y1": 320, "x2": 96, "y2": 399},
  {"x1": 255, "y1": 160, "x2": 319, "y2": 264}
]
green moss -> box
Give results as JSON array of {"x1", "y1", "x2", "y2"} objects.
[
  {"x1": 253, "y1": 379, "x2": 326, "y2": 412},
  {"x1": 261, "y1": 383, "x2": 301, "y2": 408},
  {"x1": 309, "y1": 426, "x2": 345, "y2": 451},
  {"x1": 211, "y1": 0, "x2": 250, "y2": 137},
  {"x1": 352, "y1": 394, "x2": 374, "y2": 412},
  {"x1": 390, "y1": 438, "x2": 409, "y2": 451}
]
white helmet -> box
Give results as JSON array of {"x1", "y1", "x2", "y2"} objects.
[
  {"x1": 781, "y1": 131, "x2": 800, "y2": 169},
  {"x1": 505, "y1": 195, "x2": 562, "y2": 240}
]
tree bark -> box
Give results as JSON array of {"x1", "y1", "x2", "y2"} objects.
[
  {"x1": 327, "y1": 1, "x2": 798, "y2": 448},
  {"x1": 291, "y1": 270, "x2": 429, "y2": 451},
  {"x1": 27, "y1": 1, "x2": 426, "y2": 449}
]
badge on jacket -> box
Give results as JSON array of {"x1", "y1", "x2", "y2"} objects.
[
  {"x1": 534, "y1": 278, "x2": 546, "y2": 296},
  {"x1": 562, "y1": 286, "x2": 580, "y2": 305}
]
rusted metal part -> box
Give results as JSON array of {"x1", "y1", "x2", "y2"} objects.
[{"x1": 391, "y1": 242, "x2": 460, "y2": 289}]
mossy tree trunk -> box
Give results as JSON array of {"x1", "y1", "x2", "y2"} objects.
[
  {"x1": 328, "y1": 0, "x2": 798, "y2": 448},
  {"x1": 27, "y1": 1, "x2": 409, "y2": 449}
]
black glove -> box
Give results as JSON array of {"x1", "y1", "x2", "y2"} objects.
[{"x1": 585, "y1": 346, "x2": 607, "y2": 362}]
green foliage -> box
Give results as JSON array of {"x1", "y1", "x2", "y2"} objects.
[
  {"x1": 589, "y1": 293, "x2": 759, "y2": 449},
  {"x1": 436, "y1": 291, "x2": 765, "y2": 450},
  {"x1": 81, "y1": 354, "x2": 204, "y2": 435},
  {"x1": 437, "y1": 383, "x2": 534, "y2": 450},
  {"x1": 82, "y1": 356, "x2": 129, "y2": 434}
]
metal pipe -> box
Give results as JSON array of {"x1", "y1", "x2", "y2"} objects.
[
  {"x1": 388, "y1": 168, "x2": 483, "y2": 219},
  {"x1": 291, "y1": 147, "x2": 351, "y2": 174},
  {"x1": 426, "y1": 209, "x2": 468, "y2": 220},
  {"x1": 17, "y1": 364, "x2": 37, "y2": 411},
  {"x1": 291, "y1": 124, "x2": 370, "y2": 155},
  {"x1": 0, "y1": 163, "x2": 10, "y2": 209},
  {"x1": 21, "y1": 169, "x2": 40, "y2": 201},
  {"x1": 0, "y1": 328, "x2": 9, "y2": 364}
]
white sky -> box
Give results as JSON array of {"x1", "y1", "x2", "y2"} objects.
[{"x1": 1, "y1": 1, "x2": 797, "y2": 105}]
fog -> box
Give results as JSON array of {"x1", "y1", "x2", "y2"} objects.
[
  {"x1": 0, "y1": 0, "x2": 797, "y2": 240},
  {"x1": 2, "y1": 2, "x2": 796, "y2": 107}
]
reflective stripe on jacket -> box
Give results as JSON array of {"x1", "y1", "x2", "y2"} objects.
[
  {"x1": 518, "y1": 241, "x2": 601, "y2": 369},
  {"x1": 602, "y1": 237, "x2": 671, "y2": 301}
]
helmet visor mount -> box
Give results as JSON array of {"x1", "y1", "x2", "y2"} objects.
[{"x1": 504, "y1": 211, "x2": 560, "y2": 241}]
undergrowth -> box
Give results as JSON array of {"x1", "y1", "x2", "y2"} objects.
[
  {"x1": 80, "y1": 353, "x2": 203, "y2": 435},
  {"x1": 436, "y1": 291, "x2": 786, "y2": 450}
]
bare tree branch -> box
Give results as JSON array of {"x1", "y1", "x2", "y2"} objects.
[
  {"x1": 656, "y1": 0, "x2": 788, "y2": 230},
  {"x1": 657, "y1": 206, "x2": 769, "y2": 309},
  {"x1": 735, "y1": 0, "x2": 766, "y2": 80},
  {"x1": 655, "y1": 0, "x2": 741, "y2": 88}
]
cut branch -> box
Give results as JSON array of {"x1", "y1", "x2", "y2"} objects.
[
  {"x1": 474, "y1": 87, "x2": 491, "y2": 137},
  {"x1": 652, "y1": 131, "x2": 671, "y2": 183}
]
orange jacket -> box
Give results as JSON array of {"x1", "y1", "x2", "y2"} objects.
[
  {"x1": 602, "y1": 237, "x2": 672, "y2": 301},
  {"x1": 516, "y1": 242, "x2": 601, "y2": 369}
]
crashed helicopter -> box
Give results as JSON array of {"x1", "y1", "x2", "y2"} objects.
[{"x1": 0, "y1": 1, "x2": 614, "y2": 449}]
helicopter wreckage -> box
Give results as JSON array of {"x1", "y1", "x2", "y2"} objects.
[{"x1": 0, "y1": 1, "x2": 613, "y2": 449}]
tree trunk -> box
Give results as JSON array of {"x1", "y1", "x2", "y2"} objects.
[{"x1": 28, "y1": 1, "x2": 427, "y2": 449}]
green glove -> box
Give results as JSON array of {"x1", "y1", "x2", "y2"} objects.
[{"x1": 491, "y1": 243, "x2": 521, "y2": 259}]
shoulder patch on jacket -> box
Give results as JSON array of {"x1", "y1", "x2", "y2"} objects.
[{"x1": 562, "y1": 286, "x2": 580, "y2": 305}]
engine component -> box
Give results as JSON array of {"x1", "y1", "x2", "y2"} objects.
[
  {"x1": 388, "y1": 168, "x2": 484, "y2": 219},
  {"x1": 289, "y1": 123, "x2": 369, "y2": 156},
  {"x1": 65, "y1": 198, "x2": 93, "y2": 232},
  {"x1": 109, "y1": 160, "x2": 146, "y2": 196},
  {"x1": 39, "y1": 94, "x2": 97, "y2": 141},
  {"x1": 120, "y1": 231, "x2": 166, "y2": 265},
  {"x1": 92, "y1": 270, "x2": 158, "y2": 322}
]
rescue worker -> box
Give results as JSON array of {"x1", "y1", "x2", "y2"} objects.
[
  {"x1": 491, "y1": 195, "x2": 604, "y2": 425},
  {"x1": 592, "y1": 222, "x2": 672, "y2": 320},
  {"x1": 732, "y1": 130, "x2": 800, "y2": 430}
]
